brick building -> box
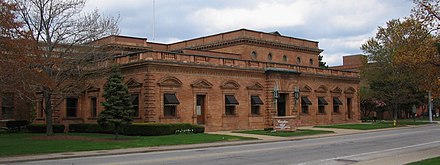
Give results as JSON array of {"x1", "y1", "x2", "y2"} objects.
[{"x1": 29, "y1": 29, "x2": 360, "y2": 131}]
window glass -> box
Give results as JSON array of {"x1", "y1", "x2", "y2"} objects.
[
  {"x1": 90, "y1": 97, "x2": 97, "y2": 117},
  {"x1": 66, "y1": 98, "x2": 78, "y2": 117},
  {"x1": 251, "y1": 51, "x2": 257, "y2": 60},
  {"x1": 131, "y1": 94, "x2": 139, "y2": 117},
  {"x1": 267, "y1": 53, "x2": 272, "y2": 61},
  {"x1": 283, "y1": 55, "x2": 288, "y2": 63}
]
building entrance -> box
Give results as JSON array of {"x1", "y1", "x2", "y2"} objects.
[{"x1": 196, "y1": 95, "x2": 206, "y2": 124}]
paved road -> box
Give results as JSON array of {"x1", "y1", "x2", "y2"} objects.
[{"x1": 12, "y1": 125, "x2": 440, "y2": 165}]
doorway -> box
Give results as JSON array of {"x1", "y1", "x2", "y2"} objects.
[
  {"x1": 196, "y1": 95, "x2": 206, "y2": 124},
  {"x1": 347, "y1": 98, "x2": 352, "y2": 119},
  {"x1": 277, "y1": 93, "x2": 287, "y2": 116}
]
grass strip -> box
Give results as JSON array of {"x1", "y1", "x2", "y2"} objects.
[
  {"x1": 0, "y1": 133, "x2": 255, "y2": 157},
  {"x1": 406, "y1": 156, "x2": 440, "y2": 165}
]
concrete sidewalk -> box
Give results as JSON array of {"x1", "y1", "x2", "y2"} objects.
[{"x1": 0, "y1": 124, "x2": 437, "y2": 164}]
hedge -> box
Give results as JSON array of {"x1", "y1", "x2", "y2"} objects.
[
  {"x1": 26, "y1": 124, "x2": 65, "y2": 133},
  {"x1": 68, "y1": 123, "x2": 205, "y2": 136},
  {"x1": 69, "y1": 124, "x2": 114, "y2": 134},
  {"x1": 5, "y1": 120, "x2": 29, "y2": 132}
]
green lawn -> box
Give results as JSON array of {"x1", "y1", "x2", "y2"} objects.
[
  {"x1": 0, "y1": 133, "x2": 255, "y2": 157},
  {"x1": 234, "y1": 129, "x2": 334, "y2": 137},
  {"x1": 407, "y1": 156, "x2": 440, "y2": 165},
  {"x1": 315, "y1": 121, "x2": 433, "y2": 130}
]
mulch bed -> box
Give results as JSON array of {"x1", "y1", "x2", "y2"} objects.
[{"x1": 30, "y1": 135, "x2": 131, "y2": 142}]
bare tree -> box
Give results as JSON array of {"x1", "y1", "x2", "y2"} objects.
[{"x1": 12, "y1": 0, "x2": 119, "y2": 135}]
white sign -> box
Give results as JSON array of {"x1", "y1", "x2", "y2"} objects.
[{"x1": 275, "y1": 120, "x2": 290, "y2": 130}]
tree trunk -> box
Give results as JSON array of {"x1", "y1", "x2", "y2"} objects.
[{"x1": 43, "y1": 91, "x2": 54, "y2": 136}]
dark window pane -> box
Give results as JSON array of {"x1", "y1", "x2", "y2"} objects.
[
  {"x1": 251, "y1": 105, "x2": 260, "y2": 115},
  {"x1": 164, "y1": 105, "x2": 176, "y2": 116},
  {"x1": 131, "y1": 94, "x2": 139, "y2": 117},
  {"x1": 318, "y1": 105, "x2": 325, "y2": 114},
  {"x1": 1, "y1": 93, "x2": 14, "y2": 118},
  {"x1": 90, "y1": 97, "x2": 97, "y2": 117},
  {"x1": 66, "y1": 98, "x2": 78, "y2": 117},
  {"x1": 225, "y1": 106, "x2": 235, "y2": 115},
  {"x1": 302, "y1": 105, "x2": 308, "y2": 114}
]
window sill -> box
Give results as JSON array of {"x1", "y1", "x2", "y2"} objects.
[
  {"x1": 160, "y1": 116, "x2": 180, "y2": 119},
  {"x1": 222, "y1": 115, "x2": 238, "y2": 118},
  {"x1": 317, "y1": 113, "x2": 327, "y2": 115},
  {"x1": 332, "y1": 112, "x2": 341, "y2": 115},
  {"x1": 249, "y1": 114, "x2": 261, "y2": 117},
  {"x1": 62, "y1": 117, "x2": 82, "y2": 120},
  {"x1": 87, "y1": 117, "x2": 98, "y2": 120}
]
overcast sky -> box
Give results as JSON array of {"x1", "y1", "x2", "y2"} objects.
[{"x1": 85, "y1": 0, "x2": 415, "y2": 66}]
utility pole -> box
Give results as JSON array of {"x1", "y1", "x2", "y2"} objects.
[{"x1": 428, "y1": 91, "x2": 433, "y2": 123}]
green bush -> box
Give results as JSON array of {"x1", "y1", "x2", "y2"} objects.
[
  {"x1": 68, "y1": 123, "x2": 205, "y2": 136},
  {"x1": 69, "y1": 124, "x2": 114, "y2": 134},
  {"x1": 361, "y1": 116, "x2": 377, "y2": 122},
  {"x1": 5, "y1": 120, "x2": 29, "y2": 132},
  {"x1": 26, "y1": 124, "x2": 65, "y2": 133}
]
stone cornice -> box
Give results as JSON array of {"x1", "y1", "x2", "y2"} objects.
[{"x1": 182, "y1": 37, "x2": 323, "y2": 54}]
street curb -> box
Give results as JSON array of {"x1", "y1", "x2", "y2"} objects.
[{"x1": 0, "y1": 123, "x2": 438, "y2": 164}]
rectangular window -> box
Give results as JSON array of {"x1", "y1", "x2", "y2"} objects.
[
  {"x1": 318, "y1": 97, "x2": 328, "y2": 114},
  {"x1": 1, "y1": 93, "x2": 14, "y2": 119},
  {"x1": 250, "y1": 96, "x2": 263, "y2": 115},
  {"x1": 301, "y1": 97, "x2": 312, "y2": 114},
  {"x1": 90, "y1": 97, "x2": 97, "y2": 117},
  {"x1": 333, "y1": 97, "x2": 343, "y2": 113},
  {"x1": 66, "y1": 98, "x2": 78, "y2": 117},
  {"x1": 225, "y1": 95, "x2": 239, "y2": 116},
  {"x1": 38, "y1": 98, "x2": 44, "y2": 118},
  {"x1": 164, "y1": 94, "x2": 179, "y2": 117},
  {"x1": 130, "y1": 94, "x2": 139, "y2": 117},
  {"x1": 129, "y1": 53, "x2": 139, "y2": 62}
]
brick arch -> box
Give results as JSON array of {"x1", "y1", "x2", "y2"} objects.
[
  {"x1": 126, "y1": 78, "x2": 142, "y2": 88},
  {"x1": 247, "y1": 82, "x2": 264, "y2": 90},
  {"x1": 344, "y1": 87, "x2": 356, "y2": 94},
  {"x1": 220, "y1": 80, "x2": 240, "y2": 89},
  {"x1": 157, "y1": 76, "x2": 182, "y2": 87},
  {"x1": 191, "y1": 79, "x2": 213, "y2": 89},
  {"x1": 300, "y1": 85, "x2": 312, "y2": 92},
  {"x1": 331, "y1": 87, "x2": 343, "y2": 93},
  {"x1": 315, "y1": 85, "x2": 328, "y2": 93}
]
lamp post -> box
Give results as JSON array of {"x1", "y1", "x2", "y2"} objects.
[
  {"x1": 274, "y1": 81, "x2": 279, "y2": 116},
  {"x1": 429, "y1": 91, "x2": 433, "y2": 123},
  {"x1": 294, "y1": 87, "x2": 300, "y2": 119}
]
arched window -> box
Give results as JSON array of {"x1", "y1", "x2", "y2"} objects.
[
  {"x1": 282, "y1": 55, "x2": 288, "y2": 63},
  {"x1": 296, "y1": 57, "x2": 301, "y2": 64},
  {"x1": 267, "y1": 53, "x2": 272, "y2": 61},
  {"x1": 251, "y1": 51, "x2": 257, "y2": 60},
  {"x1": 309, "y1": 59, "x2": 314, "y2": 65}
]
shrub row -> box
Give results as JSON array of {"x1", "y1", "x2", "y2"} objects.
[
  {"x1": 69, "y1": 124, "x2": 114, "y2": 134},
  {"x1": 5, "y1": 120, "x2": 29, "y2": 132},
  {"x1": 26, "y1": 124, "x2": 65, "y2": 133},
  {"x1": 69, "y1": 123, "x2": 205, "y2": 136}
]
